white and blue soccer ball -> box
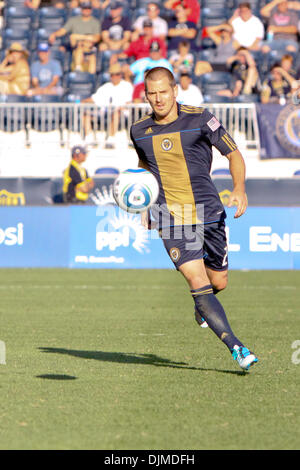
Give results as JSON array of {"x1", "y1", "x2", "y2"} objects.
[{"x1": 113, "y1": 168, "x2": 159, "y2": 214}]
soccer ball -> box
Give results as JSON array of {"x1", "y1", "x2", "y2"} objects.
[{"x1": 113, "y1": 168, "x2": 159, "y2": 214}]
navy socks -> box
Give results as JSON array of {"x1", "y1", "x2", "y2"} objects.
[{"x1": 191, "y1": 285, "x2": 243, "y2": 351}]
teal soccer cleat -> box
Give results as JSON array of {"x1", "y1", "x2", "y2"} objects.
[{"x1": 231, "y1": 345, "x2": 258, "y2": 371}]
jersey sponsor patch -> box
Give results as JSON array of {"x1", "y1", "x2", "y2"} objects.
[{"x1": 207, "y1": 116, "x2": 221, "y2": 132}]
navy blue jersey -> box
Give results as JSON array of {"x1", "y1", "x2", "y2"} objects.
[{"x1": 130, "y1": 103, "x2": 237, "y2": 228}]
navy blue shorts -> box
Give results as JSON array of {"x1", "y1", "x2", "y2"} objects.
[{"x1": 160, "y1": 221, "x2": 228, "y2": 271}]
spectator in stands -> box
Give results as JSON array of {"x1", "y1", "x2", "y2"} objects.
[
  {"x1": 0, "y1": 42, "x2": 30, "y2": 95},
  {"x1": 123, "y1": 40, "x2": 173, "y2": 90},
  {"x1": 27, "y1": 43, "x2": 63, "y2": 97},
  {"x1": 111, "y1": 19, "x2": 167, "y2": 64},
  {"x1": 164, "y1": 0, "x2": 200, "y2": 25},
  {"x1": 48, "y1": 2, "x2": 101, "y2": 71},
  {"x1": 99, "y1": 1, "x2": 132, "y2": 52},
  {"x1": 229, "y1": 2, "x2": 265, "y2": 51},
  {"x1": 194, "y1": 23, "x2": 240, "y2": 76},
  {"x1": 167, "y1": 3, "x2": 198, "y2": 52},
  {"x1": 280, "y1": 53, "x2": 297, "y2": 78},
  {"x1": 218, "y1": 47, "x2": 259, "y2": 98},
  {"x1": 25, "y1": 0, "x2": 40, "y2": 9},
  {"x1": 260, "y1": 0, "x2": 299, "y2": 54},
  {"x1": 51, "y1": 0, "x2": 67, "y2": 8},
  {"x1": 176, "y1": 71, "x2": 203, "y2": 105},
  {"x1": 81, "y1": 62, "x2": 133, "y2": 147},
  {"x1": 63, "y1": 145, "x2": 95, "y2": 204},
  {"x1": 260, "y1": 61, "x2": 296, "y2": 103},
  {"x1": 169, "y1": 40, "x2": 195, "y2": 79},
  {"x1": 132, "y1": 2, "x2": 168, "y2": 41}
]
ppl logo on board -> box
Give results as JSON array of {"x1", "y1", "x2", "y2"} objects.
[
  {"x1": 96, "y1": 208, "x2": 149, "y2": 253},
  {"x1": 0, "y1": 223, "x2": 24, "y2": 246}
]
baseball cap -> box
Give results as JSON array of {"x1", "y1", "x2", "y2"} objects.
[
  {"x1": 37, "y1": 42, "x2": 49, "y2": 52},
  {"x1": 149, "y1": 41, "x2": 160, "y2": 52},
  {"x1": 143, "y1": 19, "x2": 153, "y2": 27},
  {"x1": 72, "y1": 145, "x2": 87, "y2": 156}
]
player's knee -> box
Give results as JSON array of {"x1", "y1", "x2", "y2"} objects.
[{"x1": 212, "y1": 272, "x2": 228, "y2": 293}]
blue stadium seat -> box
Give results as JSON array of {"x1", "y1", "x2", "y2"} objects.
[
  {"x1": 95, "y1": 167, "x2": 120, "y2": 176},
  {"x1": 38, "y1": 7, "x2": 67, "y2": 29},
  {"x1": 2, "y1": 28, "x2": 32, "y2": 51},
  {"x1": 203, "y1": 94, "x2": 232, "y2": 103},
  {"x1": 0, "y1": 95, "x2": 30, "y2": 103},
  {"x1": 4, "y1": 0, "x2": 28, "y2": 6},
  {"x1": 201, "y1": 7, "x2": 230, "y2": 27},
  {"x1": 197, "y1": 71, "x2": 232, "y2": 94},
  {"x1": 32, "y1": 27, "x2": 67, "y2": 50},
  {"x1": 65, "y1": 71, "x2": 96, "y2": 99},
  {"x1": 4, "y1": 6, "x2": 35, "y2": 30},
  {"x1": 31, "y1": 95, "x2": 62, "y2": 103}
]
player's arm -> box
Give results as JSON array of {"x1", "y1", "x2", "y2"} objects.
[
  {"x1": 204, "y1": 110, "x2": 248, "y2": 218},
  {"x1": 224, "y1": 149, "x2": 248, "y2": 218}
]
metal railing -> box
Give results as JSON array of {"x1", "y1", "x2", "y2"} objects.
[{"x1": 0, "y1": 102, "x2": 260, "y2": 150}]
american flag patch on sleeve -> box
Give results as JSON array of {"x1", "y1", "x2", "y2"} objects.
[{"x1": 207, "y1": 116, "x2": 221, "y2": 132}]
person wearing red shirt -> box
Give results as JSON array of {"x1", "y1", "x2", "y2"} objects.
[
  {"x1": 111, "y1": 18, "x2": 167, "y2": 64},
  {"x1": 164, "y1": 0, "x2": 200, "y2": 25}
]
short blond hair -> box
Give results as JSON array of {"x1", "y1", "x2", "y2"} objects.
[{"x1": 144, "y1": 67, "x2": 176, "y2": 91}]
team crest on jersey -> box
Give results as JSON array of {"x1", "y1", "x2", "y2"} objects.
[
  {"x1": 161, "y1": 138, "x2": 173, "y2": 151},
  {"x1": 169, "y1": 247, "x2": 180, "y2": 262}
]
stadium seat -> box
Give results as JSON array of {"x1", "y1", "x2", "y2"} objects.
[
  {"x1": 211, "y1": 168, "x2": 231, "y2": 176},
  {"x1": 197, "y1": 71, "x2": 233, "y2": 94},
  {"x1": 65, "y1": 72, "x2": 96, "y2": 99},
  {"x1": 4, "y1": 0, "x2": 28, "y2": 6},
  {"x1": 30, "y1": 95, "x2": 62, "y2": 103},
  {"x1": 293, "y1": 170, "x2": 300, "y2": 176},
  {"x1": 95, "y1": 167, "x2": 120, "y2": 176},
  {"x1": 38, "y1": 7, "x2": 67, "y2": 29},
  {"x1": 203, "y1": 94, "x2": 232, "y2": 103},
  {"x1": 2, "y1": 28, "x2": 31, "y2": 51},
  {"x1": 4, "y1": 6, "x2": 35, "y2": 30},
  {"x1": 234, "y1": 94, "x2": 260, "y2": 103},
  {"x1": 200, "y1": 7, "x2": 230, "y2": 28},
  {"x1": 32, "y1": 27, "x2": 67, "y2": 51}
]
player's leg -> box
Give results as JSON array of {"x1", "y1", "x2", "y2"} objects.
[
  {"x1": 179, "y1": 259, "x2": 244, "y2": 349},
  {"x1": 180, "y1": 259, "x2": 258, "y2": 370},
  {"x1": 205, "y1": 266, "x2": 228, "y2": 294}
]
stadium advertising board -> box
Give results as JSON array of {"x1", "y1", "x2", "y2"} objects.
[{"x1": 0, "y1": 207, "x2": 300, "y2": 269}]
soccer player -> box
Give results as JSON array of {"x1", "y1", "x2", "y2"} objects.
[{"x1": 130, "y1": 67, "x2": 258, "y2": 371}]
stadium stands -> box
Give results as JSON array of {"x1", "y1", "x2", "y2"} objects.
[{"x1": 0, "y1": 0, "x2": 298, "y2": 176}]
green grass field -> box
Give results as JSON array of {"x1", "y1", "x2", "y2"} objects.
[{"x1": 0, "y1": 268, "x2": 299, "y2": 450}]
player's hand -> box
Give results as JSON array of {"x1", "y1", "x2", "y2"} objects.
[{"x1": 227, "y1": 189, "x2": 248, "y2": 218}]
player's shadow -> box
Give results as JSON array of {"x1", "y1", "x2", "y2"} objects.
[{"x1": 38, "y1": 347, "x2": 245, "y2": 376}]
